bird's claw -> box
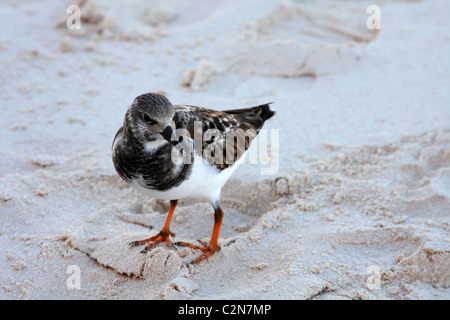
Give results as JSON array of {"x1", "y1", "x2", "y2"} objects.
[
  {"x1": 174, "y1": 240, "x2": 220, "y2": 265},
  {"x1": 129, "y1": 230, "x2": 175, "y2": 253}
]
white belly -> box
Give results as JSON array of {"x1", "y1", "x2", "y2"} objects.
[{"x1": 130, "y1": 152, "x2": 246, "y2": 203}]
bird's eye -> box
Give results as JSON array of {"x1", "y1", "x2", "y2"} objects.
[{"x1": 142, "y1": 113, "x2": 157, "y2": 125}]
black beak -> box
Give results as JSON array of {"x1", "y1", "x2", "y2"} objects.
[{"x1": 162, "y1": 126, "x2": 180, "y2": 147}]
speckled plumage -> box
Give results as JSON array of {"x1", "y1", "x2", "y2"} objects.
[{"x1": 113, "y1": 95, "x2": 275, "y2": 195}]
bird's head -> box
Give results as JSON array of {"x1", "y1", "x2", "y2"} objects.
[{"x1": 126, "y1": 93, "x2": 177, "y2": 145}]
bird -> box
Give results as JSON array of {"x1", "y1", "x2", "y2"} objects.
[{"x1": 112, "y1": 93, "x2": 275, "y2": 264}]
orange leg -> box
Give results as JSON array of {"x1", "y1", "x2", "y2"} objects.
[
  {"x1": 175, "y1": 203, "x2": 224, "y2": 264},
  {"x1": 130, "y1": 199, "x2": 178, "y2": 253}
]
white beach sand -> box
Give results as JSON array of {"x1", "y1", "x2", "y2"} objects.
[{"x1": 0, "y1": 0, "x2": 449, "y2": 299}]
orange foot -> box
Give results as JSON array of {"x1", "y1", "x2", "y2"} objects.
[
  {"x1": 129, "y1": 230, "x2": 175, "y2": 253},
  {"x1": 174, "y1": 240, "x2": 220, "y2": 265}
]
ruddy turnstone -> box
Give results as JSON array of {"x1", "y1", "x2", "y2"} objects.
[{"x1": 112, "y1": 93, "x2": 275, "y2": 264}]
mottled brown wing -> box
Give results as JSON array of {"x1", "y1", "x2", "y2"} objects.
[{"x1": 173, "y1": 103, "x2": 275, "y2": 171}]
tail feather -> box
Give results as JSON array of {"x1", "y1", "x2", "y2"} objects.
[
  {"x1": 256, "y1": 103, "x2": 276, "y2": 121},
  {"x1": 224, "y1": 103, "x2": 275, "y2": 129}
]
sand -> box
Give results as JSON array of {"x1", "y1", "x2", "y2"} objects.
[{"x1": 0, "y1": 0, "x2": 449, "y2": 299}]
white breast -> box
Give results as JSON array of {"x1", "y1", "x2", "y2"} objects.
[{"x1": 130, "y1": 151, "x2": 247, "y2": 203}]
